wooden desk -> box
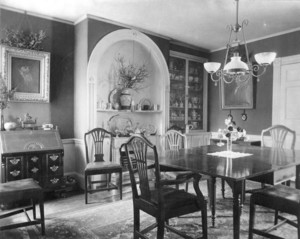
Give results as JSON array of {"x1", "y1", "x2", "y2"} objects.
[
  {"x1": 0, "y1": 130, "x2": 64, "y2": 191},
  {"x1": 155, "y1": 145, "x2": 300, "y2": 239}
]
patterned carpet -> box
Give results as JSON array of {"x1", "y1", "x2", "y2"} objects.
[{"x1": 0, "y1": 180, "x2": 298, "y2": 238}]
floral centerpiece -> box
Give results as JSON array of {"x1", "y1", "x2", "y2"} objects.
[
  {"x1": 217, "y1": 115, "x2": 247, "y2": 151},
  {"x1": 116, "y1": 56, "x2": 149, "y2": 91}
]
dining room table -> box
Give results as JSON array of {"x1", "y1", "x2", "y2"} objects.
[{"x1": 153, "y1": 144, "x2": 300, "y2": 239}]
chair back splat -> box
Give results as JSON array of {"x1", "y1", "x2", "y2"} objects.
[
  {"x1": 124, "y1": 134, "x2": 208, "y2": 239},
  {"x1": 165, "y1": 129, "x2": 187, "y2": 150},
  {"x1": 261, "y1": 124, "x2": 296, "y2": 149}
]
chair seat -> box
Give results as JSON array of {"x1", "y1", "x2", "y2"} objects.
[
  {"x1": 151, "y1": 187, "x2": 200, "y2": 209},
  {"x1": 0, "y1": 178, "x2": 42, "y2": 203},
  {"x1": 251, "y1": 184, "x2": 300, "y2": 215},
  {"x1": 85, "y1": 161, "x2": 122, "y2": 174}
]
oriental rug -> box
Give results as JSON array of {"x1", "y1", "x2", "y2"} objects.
[{"x1": 0, "y1": 180, "x2": 298, "y2": 239}]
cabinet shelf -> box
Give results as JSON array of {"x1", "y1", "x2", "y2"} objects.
[
  {"x1": 97, "y1": 109, "x2": 162, "y2": 113},
  {"x1": 169, "y1": 51, "x2": 207, "y2": 132}
]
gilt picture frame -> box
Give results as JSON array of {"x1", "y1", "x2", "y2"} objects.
[
  {"x1": 0, "y1": 45, "x2": 50, "y2": 103},
  {"x1": 220, "y1": 75, "x2": 254, "y2": 109}
]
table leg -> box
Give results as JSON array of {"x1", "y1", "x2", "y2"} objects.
[
  {"x1": 296, "y1": 165, "x2": 300, "y2": 189},
  {"x1": 207, "y1": 176, "x2": 216, "y2": 227},
  {"x1": 232, "y1": 180, "x2": 243, "y2": 239}
]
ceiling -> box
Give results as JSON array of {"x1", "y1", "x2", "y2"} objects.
[{"x1": 1, "y1": 0, "x2": 300, "y2": 52}]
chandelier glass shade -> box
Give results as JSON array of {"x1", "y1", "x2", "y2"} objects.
[{"x1": 204, "y1": 0, "x2": 276, "y2": 86}]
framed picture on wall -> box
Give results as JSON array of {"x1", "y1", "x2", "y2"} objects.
[
  {"x1": 1, "y1": 45, "x2": 50, "y2": 103},
  {"x1": 220, "y1": 75, "x2": 254, "y2": 109}
]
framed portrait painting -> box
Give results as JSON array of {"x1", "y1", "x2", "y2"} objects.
[
  {"x1": 220, "y1": 74, "x2": 254, "y2": 109},
  {"x1": 0, "y1": 45, "x2": 50, "y2": 103}
]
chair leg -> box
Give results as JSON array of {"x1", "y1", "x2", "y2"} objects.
[
  {"x1": 85, "y1": 174, "x2": 88, "y2": 204},
  {"x1": 248, "y1": 197, "x2": 255, "y2": 239},
  {"x1": 133, "y1": 207, "x2": 140, "y2": 239},
  {"x1": 157, "y1": 216, "x2": 165, "y2": 239},
  {"x1": 32, "y1": 199, "x2": 36, "y2": 219},
  {"x1": 185, "y1": 181, "x2": 189, "y2": 192},
  {"x1": 274, "y1": 210, "x2": 279, "y2": 225},
  {"x1": 119, "y1": 171, "x2": 123, "y2": 200},
  {"x1": 221, "y1": 179, "x2": 226, "y2": 198},
  {"x1": 298, "y1": 213, "x2": 300, "y2": 239},
  {"x1": 39, "y1": 197, "x2": 45, "y2": 235},
  {"x1": 202, "y1": 201, "x2": 208, "y2": 239}
]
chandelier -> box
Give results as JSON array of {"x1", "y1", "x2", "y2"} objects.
[{"x1": 204, "y1": 0, "x2": 276, "y2": 86}]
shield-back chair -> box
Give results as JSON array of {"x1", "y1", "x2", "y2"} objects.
[
  {"x1": 124, "y1": 134, "x2": 208, "y2": 239},
  {"x1": 84, "y1": 128, "x2": 122, "y2": 204}
]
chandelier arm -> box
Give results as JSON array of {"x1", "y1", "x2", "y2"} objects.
[
  {"x1": 224, "y1": 27, "x2": 234, "y2": 66},
  {"x1": 250, "y1": 64, "x2": 268, "y2": 78},
  {"x1": 209, "y1": 71, "x2": 222, "y2": 86},
  {"x1": 222, "y1": 75, "x2": 235, "y2": 84},
  {"x1": 241, "y1": 21, "x2": 251, "y2": 64}
]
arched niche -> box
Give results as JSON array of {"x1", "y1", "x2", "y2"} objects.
[{"x1": 87, "y1": 29, "x2": 169, "y2": 135}]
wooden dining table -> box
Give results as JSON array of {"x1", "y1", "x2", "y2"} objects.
[{"x1": 154, "y1": 144, "x2": 300, "y2": 239}]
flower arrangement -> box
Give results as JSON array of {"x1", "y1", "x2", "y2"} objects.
[
  {"x1": 0, "y1": 74, "x2": 16, "y2": 110},
  {"x1": 0, "y1": 28, "x2": 46, "y2": 50},
  {"x1": 115, "y1": 56, "x2": 149, "y2": 92},
  {"x1": 218, "y1": 115, "x2": 247, "y2": 141}
]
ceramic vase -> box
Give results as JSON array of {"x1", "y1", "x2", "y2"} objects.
[
  {"x1": 119, "y1": 88, "x2": 132, "y2": 110},
  {"x1": 227, "y1": 137, "x2": 232, "y2": 152}
]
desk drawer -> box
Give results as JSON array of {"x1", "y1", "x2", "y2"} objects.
[
  {"x1": 5, "y1": 156, "x2": 25, "y2": 181},
  {"x1": 249, "y1": 166, "x2": 295, "y2": 185}
]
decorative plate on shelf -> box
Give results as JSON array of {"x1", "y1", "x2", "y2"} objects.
[{"x1": 108, "y1": 114, "x2": 133, "y2": 136}]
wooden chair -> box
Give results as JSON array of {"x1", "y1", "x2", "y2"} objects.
[
  {"x1": 0, "y1": 178, "x2": 45, "y2": 235},
  {"x1": 84, "y1": 128, "x2": 123, "y2": 204},
  {"x1": 162, "y1": 129, "x2": 211, "y2": 193},
  {"x1": 249, "y1": 184, "x2": 300, "y2": 239},
  {"x1": 261, "y1": 124, "x2": 296, "y2": 149},
  {"x1": 248, "y1": 125, "x2": 296, "y2": 189},
  {"x1": 124, "y1": 134, "x2": 208, "y2": 239},
  {"x1": 222, "y1": 125, "x2": 296, "y2": 203}
]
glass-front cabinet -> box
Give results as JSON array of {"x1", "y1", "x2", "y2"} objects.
[{"x1": 169, "y1": 51, "x2": 207, "y2": 132}]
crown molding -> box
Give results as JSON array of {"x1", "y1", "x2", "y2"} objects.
[
  {"x1": 75, "y1": 14, "x2": 171, "y2": 41},
  {"x1": 0, "y1": 4, "x2": 73, "y2": 25},
  {"x1": 211, "y1": 27, "x2": 300, "y2": 53}
]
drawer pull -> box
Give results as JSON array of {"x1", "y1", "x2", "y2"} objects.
[
  {"x1": 31, "y1": 167, "x2": 39, "y2": 173},
  {"x1": 50, "y1": 178, "x2": 59, "y2": 184},
  {"x1": 9, "y1": 158, "x2": 20, "y2": 165},
  {"x1": 31, "y1": 156, "x2": 39, "y2": 163},
  {"x1": 49, "y1": 155, "x2": 59, "y2": 161},
  {"x1": 10, "y1": 170, "x2": 20, "y2": 177},
  {"x1": 50, "y1": 165, "x2": 59, "y2": 172}
]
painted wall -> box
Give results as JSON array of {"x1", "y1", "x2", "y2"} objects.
[
  {"x1": 0, "y1": 9, "x2": 74, "y2": 139},
  {"x1": 208, "y1": 31, "x2": 300, "y2": 135}
]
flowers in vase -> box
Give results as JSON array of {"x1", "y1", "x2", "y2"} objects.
[
  {"x1": 218, "y1": 115, "x2": 247, "y2": 141},
  {"x1": 0, "y1": 74, "x2": 16, "y2": 110},
  {"x1": 115, "y1": 56, "x2": 149, "y2": 92}
]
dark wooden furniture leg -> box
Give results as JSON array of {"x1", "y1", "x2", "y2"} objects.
[
  {"x1": 296, "y1": 165, "x2": 300, "y2": 189},
  {"x1": 232, "y1": 180, "x2": 243, "y2": 239},
  {"x1": 208, "y1": 176, "x2": 216, "y2": 227}
]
